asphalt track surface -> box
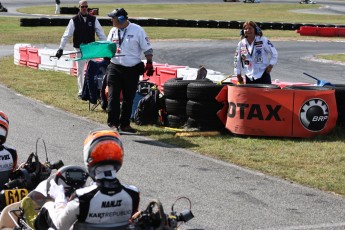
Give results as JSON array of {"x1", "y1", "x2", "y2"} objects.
[{"x1": 1, "y1": 1, "x2": 345, "y2": 229}]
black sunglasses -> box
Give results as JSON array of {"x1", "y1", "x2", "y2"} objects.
[{"x1": 80, "y1": 5, "x2": 88, "y2": 8}]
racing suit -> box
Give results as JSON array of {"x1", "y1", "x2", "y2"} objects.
[
  {"x1": 234, "y1": 35, "x2": 278, "y2": 83},
  {"x1": 35, "y1": 179, "x2": 140, "y2": 230},
  {"x1": 0, "y1": 144, "x2": 17, "y2": 190}
]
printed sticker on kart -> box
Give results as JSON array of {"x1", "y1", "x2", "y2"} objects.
[{"x1": 4, "y1": 189, "x2": 28, "y2": 205}]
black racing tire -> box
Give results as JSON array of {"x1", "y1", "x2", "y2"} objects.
[
  {"x1": 187, "y1": 82, "x2": 229, "y2": 102},
  {"x1": 166, "y1": 114, "x2": 187, "y2": 128},
  {"x1": 236, "y1": 84, "x2": 281, "y2": 89},
  {"x1": 186, "y1": 117, "x2": 225, "y2": 131},
  {"x1": 40, "y1": 17, "x2": 51, "y2": 26},
  {"x1": 186, "y1": 100, "x2": 223, "y2": 119},
  {"x1": 329, "y1": 84, "x2": 345, "y2": 127},
  {"x1": 165, "y1": 98, "x2": 187, "y2": 116},
  {"x1": 163, "y1": 79, "x2": 193, "y2": 100},
  {"x1": 283, "y1": 85, "x2": 332, "y2": 90},
  {"x1": 163, "y1": 78, "x2": 212, "y2": 100}
]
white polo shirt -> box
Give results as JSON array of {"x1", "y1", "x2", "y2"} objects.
[{"x1": 107, "y1": 22, "x2": 152, "y2": 67}]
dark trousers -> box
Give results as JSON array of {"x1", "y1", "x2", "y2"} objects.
[
  {"x1": 106, "y1": 63, "x2": 140, "y2": 128},
  {"x1": 246, "y1": 71, "x2": 272, "y2": 84}
]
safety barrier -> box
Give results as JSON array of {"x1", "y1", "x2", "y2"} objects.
[
  {"x1": 155, "y1": 65, "x2": 185, "y2": 92},
  {"x1": 14, "y1": 43, "x2": 31, "y2": 65},
  {"x1": 142, "y1": 62, "x2": 166, "y2": 88},
  {"x1": 14, "y1": 44, "x2": 76, "y2": 76},
  {"x1": 297, "y1": 26, "x2": 345, "y2": 37},
  {"x1": 18, "y1": 17, "x2": 345, "y2": 32},
  {"x1": 154, "y1": 65, "x2": 337, "y2": 137},
  {"x1": 18, "y1": 46, "x2": 30, "y2": 66},
  {"x1": 38, "y1": 48, "x2": 58, "y2": 71},
  {"x1": 216, "y1": 85, "x2": 337, "y2": 138},
  {"x1": 27, "y1": 47, "x2": 40, "y2": 69}
]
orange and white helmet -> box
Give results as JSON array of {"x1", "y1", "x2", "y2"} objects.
[
  {"x1": 83, "y1": 129, "x2": 124, "y2": 180},
  {"x1": 0, "y1": 111, "x2": 9, "y2": 144}
]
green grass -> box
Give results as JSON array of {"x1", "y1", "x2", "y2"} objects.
[
  {"x1": 17, "y1": 3, "x2": 345, "y2": 24},
  {"x1": 2, "y1": 3, "x2": 345, "y2": 45},
  {"x1": 316, "y1": 54, "x2": 345, "y2": 62},
  {"x1": 2, "y1": 4, "x2": 345, "y2": 196}
]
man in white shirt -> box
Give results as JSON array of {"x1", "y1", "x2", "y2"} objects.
[{"x1": 105, "y1": 8, "x2": 154, "y2": 133}]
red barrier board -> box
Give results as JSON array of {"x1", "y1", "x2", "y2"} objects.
[
  {"x1": 156, "y1": 65, "x2": 185, "y2": 91},
  {"x1": 220, "y1": 85, "x2": 337, "y2": 138},
  {"x1": 289, "y1": 88, "x2": 337, "y2": 138},
  {"x1": 143, "y1": 62, "x2": 166, "y2": 87},
  {"x1": 27, "y1": 47, "x2": 40, "y2": 69},
  {"x1": 225, "y1": 86, "x2": 294, "y2": 137},
  {"x1": 19, "y1": 47, "x2": 29, "y2": 66}
]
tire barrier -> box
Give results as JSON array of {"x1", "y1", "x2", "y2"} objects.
[
  {"x1": 186, "y1": 82, "x2": 227, "y2": 131},
  {"x1": 165, "y1": 114, "x2": 187, "y2": 128},
  {"x1": 59, "y1": 7, "x2": 79, "y2": 15},
  {"x1": 19, "y1": 17, "x2": 345, "y2": 33},
  {"x1": 327, "y1": 84, "x2": 345, "y2": 127},
  {"x1": 162, "y1": 78, "x2": 226, "y2": 130},
  {"x1": 163, "y1": 79, "x2": 189, "y2": 128}
]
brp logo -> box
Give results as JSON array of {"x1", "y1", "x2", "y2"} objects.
[{"x1": 300, "y1": 98, "x2": 329, "y2": 132}]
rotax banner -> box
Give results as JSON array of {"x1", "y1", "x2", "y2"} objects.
[{"x1": 216, "y1": 85, "x2": 337, "y2": 138}]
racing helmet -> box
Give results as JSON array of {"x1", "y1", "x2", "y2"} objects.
[
  {"x1": 0, "y1": 111, "x2": 9, "y2": 145},
  {"x1": 83, "y1": 129, "x2": 124, "y2": 180},
  {"x1": 53, "y1": 165, "x2": 89, "y2": 197}
]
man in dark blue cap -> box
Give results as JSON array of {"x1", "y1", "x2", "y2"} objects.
[{"x1": 105, "y1": 8, "x2": 154, "y2": 133}]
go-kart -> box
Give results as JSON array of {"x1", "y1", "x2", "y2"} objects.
[
  {"x1": 0, "y1": 138, "x2": 63, "y2": 212},
  {"x1": 9, "y1": 196, "x2": 194, "y2": 230}
]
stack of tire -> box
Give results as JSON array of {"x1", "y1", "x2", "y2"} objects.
[
  {"x1": 186, "y1": 81, "x2": 230, "y2": 131},
  {"x1": 163, "y1": 78, "x2": 192, "y2": 128},
  {"x1": 163, "y1": 78, "x2": 231, "y2": 131},
  {"x1": 331, "y1": 84, "x2": 345, "y2": 127}
]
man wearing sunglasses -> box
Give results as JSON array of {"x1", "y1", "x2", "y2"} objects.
[{"x1": 55, "y1": 0, "x2": 107, "y2": 100}]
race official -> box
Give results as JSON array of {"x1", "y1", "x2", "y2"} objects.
[
  {"x1": 234, "y1": 21, "x2": 278, "y2": 84},
  {"x1": 106, "y1": 8, "x2": 154, "y2": 133},
  {"x1": 55, "y1": 0, "x2": 107, "y2": 99}
]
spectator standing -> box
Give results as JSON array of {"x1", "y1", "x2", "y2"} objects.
[
  {"x1": 55, "y1": 0, "x2": 60, "y2": 14},
  {"x1": 234, "y1": 21, "x2": 278, "y2": 84},
  {"x1": 55, "y1": 0, "x2": 107, "y2": 99},
  {"x1": 106, "y1": 8, "x2": 154, "y2": 133}
]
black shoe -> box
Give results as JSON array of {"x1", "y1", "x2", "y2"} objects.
[{"x1": 119, "y1": 125, "x2": 137, "y2": 133}]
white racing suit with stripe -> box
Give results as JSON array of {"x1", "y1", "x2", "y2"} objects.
[
  {"x1": 0, "y1": 145, "x2": 17, "y2": 191},
  {"x1": 35, "y1": 179, "x2": 140, "y2": 230}
]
